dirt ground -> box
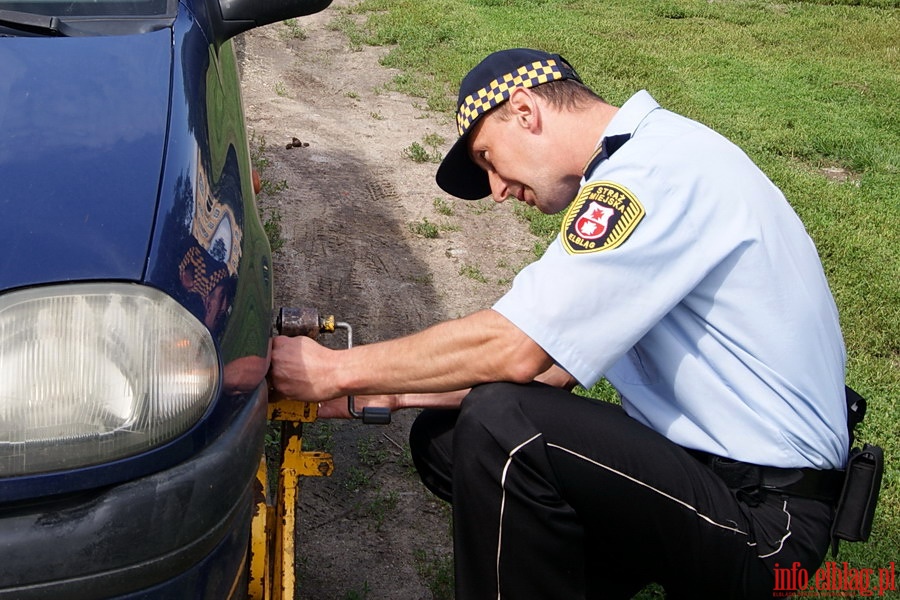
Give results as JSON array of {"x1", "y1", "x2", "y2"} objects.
[{"x1": 237, "y1": 3, "x2": 537, "y2": 598}]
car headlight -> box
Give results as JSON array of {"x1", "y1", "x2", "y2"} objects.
[{"x1": 0, "y1": 283, "x2": 219, "y2": 476}]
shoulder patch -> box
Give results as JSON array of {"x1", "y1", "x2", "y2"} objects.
[{"x1": 561, "y1": 181, "x2": 645, "y2": 254}]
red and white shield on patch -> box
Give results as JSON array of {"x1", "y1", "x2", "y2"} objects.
[{"x1": 575, "y1": 201, "x2": 615, "y2": 240}]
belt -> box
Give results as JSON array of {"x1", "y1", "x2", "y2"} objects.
[{"x1": 689, "y1": 451, "x2": 845, "y2": 504}]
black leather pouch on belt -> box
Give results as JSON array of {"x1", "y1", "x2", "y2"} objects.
[{"x1": 830, "y1": 443, "x2": 884, "y2": 553}]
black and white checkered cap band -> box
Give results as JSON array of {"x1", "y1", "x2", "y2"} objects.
[{"x1": 456, "y1": 59, "x2": 567, "y2": 136}]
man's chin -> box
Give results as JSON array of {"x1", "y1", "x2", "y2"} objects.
[{"x1": 537, "y1": 200, "x2": 569, "y2": 215}]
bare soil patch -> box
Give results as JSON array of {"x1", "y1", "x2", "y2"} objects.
[{"x1": 237, "y1": 3, "x2": 536, "y2": 597}]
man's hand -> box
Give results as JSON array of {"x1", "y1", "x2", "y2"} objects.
[
  {"x1": 270, "y1": 335, "x2": 341, "y2": 402},
  {"x1": 270, "y1": 309, "x2": 553, "y2": 403},
  {"x1": 534, "y1": 364, "x2": 578, "y2": 390}
]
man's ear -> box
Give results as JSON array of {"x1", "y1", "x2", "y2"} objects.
[{"x1": 507, "y1": 87, "x2": 541, "y2": 133}]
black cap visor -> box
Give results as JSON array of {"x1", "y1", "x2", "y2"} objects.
[{"x1": 436, "y1": 131, "x2": 490, "y2": 200}]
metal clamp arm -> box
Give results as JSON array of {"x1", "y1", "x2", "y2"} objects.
[{"x1": 336, "y1": 321, "x2": 391, "y2": 425}]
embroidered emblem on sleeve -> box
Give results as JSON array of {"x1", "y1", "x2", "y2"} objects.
[{"x1": 561, "y1": 181, "x2": 645, "y2": 254}]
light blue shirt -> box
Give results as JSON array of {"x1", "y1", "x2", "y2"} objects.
[{"x1": 493, "y1": 91, "x2": 848, "y2": 469}]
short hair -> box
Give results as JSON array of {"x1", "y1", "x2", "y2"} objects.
[{"x1": 492, "y1": 79, "x2": 605, "y2": 119}]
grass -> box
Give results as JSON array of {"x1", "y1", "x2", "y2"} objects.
[
  {"x1": 458, "y1": 263, "x2": 489, "y2": 283},
  {"x1": 249, "y1": 131, "x2": 288, "y2": 251},
  {"x1": 334, "y1": 0, "x2": 900, "y2": 592},
  {"x1": 281, "y1": 18, "x2": 307, "y2": 40},
  {"x1": 433, "y1": 197, "x2": 454, "y2": 216},
  {"x1": 414, "y1": 548, "x2": 454, "y2": 600},
  {"x1": 327, "y1": 12, "x2": 368, "y2": 51},
  {"x1": 408, "y1": 217, "x2": 440, "y2": 238},
  {"x1": 342, "y1": 581, "x2": 372, "y2": 600},
  {"x1": 402, "y1": 134, "x2": 444, "y2": 163}
]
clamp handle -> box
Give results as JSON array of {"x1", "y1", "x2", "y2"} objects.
[
  {"x1": 335, "y1": 321, "x2": 391, "y2": 426},
  {"x1": 348, "y1": 401, "x2": 392, "y2": 425}
]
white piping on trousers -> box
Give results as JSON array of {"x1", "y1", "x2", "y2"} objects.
[
  {"x1": 546, "y1": 442, "x2": 790, "y2": 558},
  {"x1": 757, "y1": 500, "x2": 793, "y2": 559},
  {"x1": 494, "y1": 439, "x2": 792, "y2": 598},
  {"x1": 496, "y1": 433, "x2": 543, "y2": 600}
]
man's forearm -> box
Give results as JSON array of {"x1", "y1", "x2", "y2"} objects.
[{"x1": 334, "y1": 309, "x2": 551, "y2": 396}]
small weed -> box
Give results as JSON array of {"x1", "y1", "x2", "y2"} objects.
[
  {"x1": 532, "y1": 239, "x2": 549, "y2": 259},
  {"x1": 409, "y1": 218, "x2": 440, "y2": 239},
  {"x1": 281, "y1": 18, "x2": 306, "y2": 39},
  {"x1": 423, "y1": 132, "x2": 445, "y2": 149},
  {"x1": 400, "y1": 441, "x2": 417, "y2": 476},
  {"x1": 249, "y1": 131, "x2": 270, "y2": 171},
  {"x1": 459, "y1": 264, "x2": 487, "y2": 283},
  {"x1": 327, "y1": 13, "x2": 367, "y2": 51},
  {"x1": 274, "y1": 82, "x2": 288, "y2": 97},
  {"x1": 343, "y1": 466, "x2": 371, "y2": 492},
  {"x1": 402, "y1": 134, "x2": 444, "y2": 163},
  {"x1": 496, "y1": 257, "x2": 518, "y2": 284},
  {"x1": 304, "y1": 420, "x2": 336, "y2": 453},
  {"x1": 467, "y1": 200, "x2": 495, "y2": 215},
  {"x1": 262, "y1": 423, "x2": 282, "y2": 493},
  {"x1": 261, "y1": 178, "x2": 288, "y2": 196},
  {"x1": 248, "y1": 131, "x2": 287, "y2": 252},
  {"x1": 357, "y1": 435, "x2": 389, "y2": 468},
  {"x1": 263, "y1": 209, "x2": 285, "y2": 252},
  {"x1": 370, "y1": 111, "x2": 384, "y2": 120},
  {"x1": 433, "y1": 197, "x2": 454, "y2": 216},
  {"x1": 402, "y1": 142, "x2": 433, "y2": 163},
  {"x1": 367, "y1": 489, "x2": 399, "y2": 529},
  {"x1": 345, "y1": 90, "x2": 360, "y2": 100},
  {"x1": 414, "y1": 549, "x2": 454, "y2": 600},
  {"x1": 264, "y1": 425, "x2": 281, "y2": 448},
  {"x1": 343, "y1": 581, "x2": 371, "y2": 600}
]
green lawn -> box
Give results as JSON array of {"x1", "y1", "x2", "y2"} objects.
[{"x1": 337, "y1": 0, "x2": 899, "y2": 593}]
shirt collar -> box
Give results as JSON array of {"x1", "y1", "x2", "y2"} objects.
[
  {"x1": 582, "y1": 90, "x2": 661, "y2": 177},
  {"x1": 603, "y1": 89, "x2": 660, "y2": 139}
]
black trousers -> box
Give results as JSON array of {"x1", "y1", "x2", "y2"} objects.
[{"x1": 409, "y1": 382, "x2": 834, "y2": 599}]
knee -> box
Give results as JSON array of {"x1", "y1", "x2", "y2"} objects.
[
  {"x1": 461, "y1": 380, "x2": 515, "y2": 412},
  {"x1": 409, "y1": 409, "x2": 458, "y2": 503},
  {"x1": 409, "y1": 409, "x2": 455, "y2": 460},
  {"x1": 456, "y1": 382, "x2": 527, "y2": 437}
]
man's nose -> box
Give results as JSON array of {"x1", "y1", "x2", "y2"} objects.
[{"x1": 488, "y1": 171, "x2": 509, "y2": 203}]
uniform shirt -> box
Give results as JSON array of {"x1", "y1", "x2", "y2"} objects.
[{"x1": 493, "y1": 90, "x2": 848, "y2": 469}]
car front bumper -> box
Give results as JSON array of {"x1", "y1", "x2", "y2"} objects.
[{"x1": 0, "y1": 386, "x2": 267, "y2": 600}]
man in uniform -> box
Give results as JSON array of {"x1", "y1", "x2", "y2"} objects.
[{"x1": 271, "y1": 48, "x2": 848, "y2": 599}]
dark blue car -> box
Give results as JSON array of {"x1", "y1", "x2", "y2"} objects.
[{"x1": 0, "y1": 0, "x2": 330, "y2": 596}]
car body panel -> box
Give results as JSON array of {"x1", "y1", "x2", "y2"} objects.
[{"x1": 0, "y1": 31, "x2": 170, "y2": 289}]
